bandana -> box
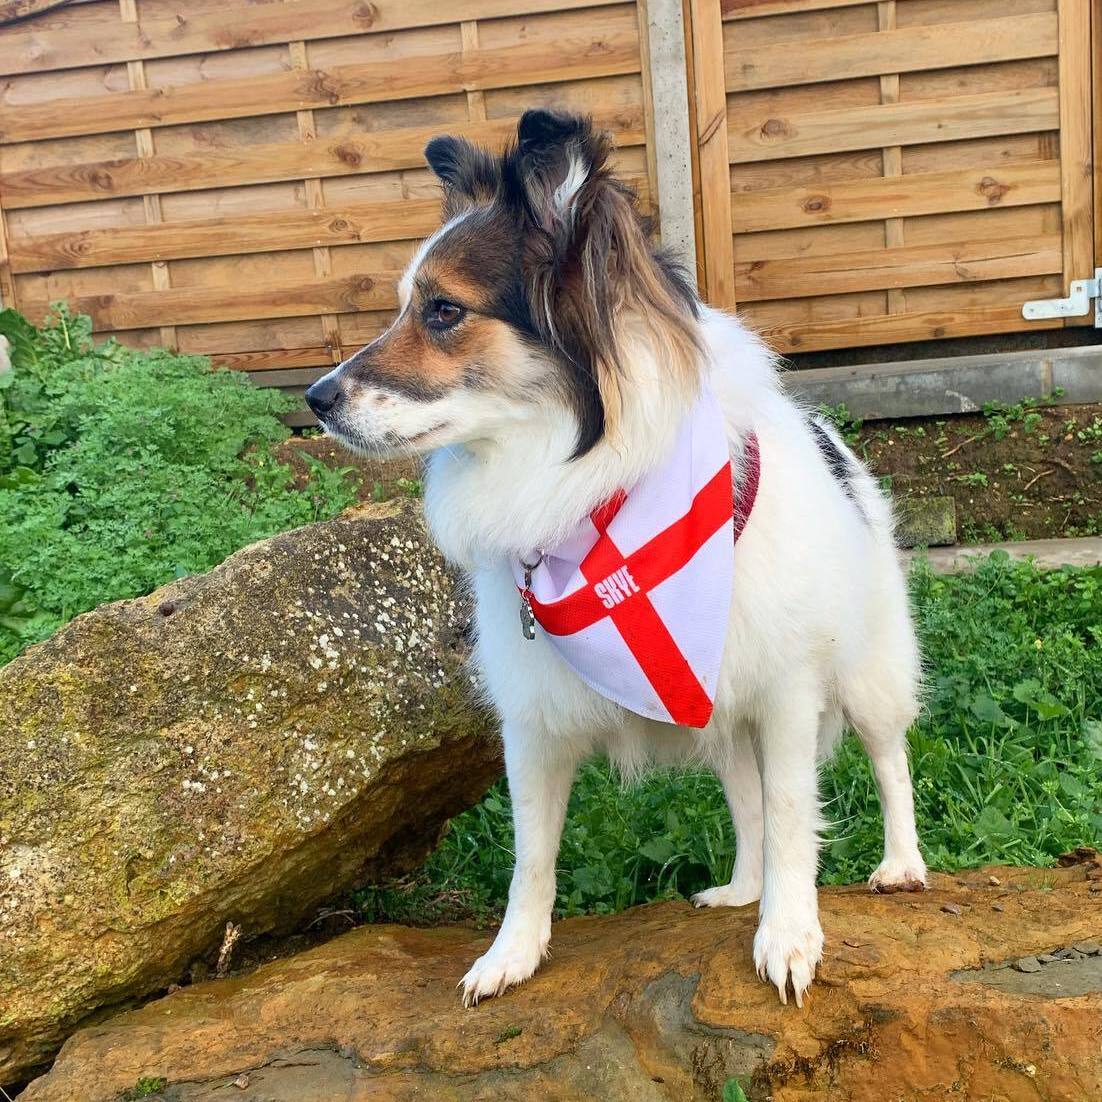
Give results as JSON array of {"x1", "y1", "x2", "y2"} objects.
[{"x1": 513, "y1": 387, "x2": 759, "y2": 728}]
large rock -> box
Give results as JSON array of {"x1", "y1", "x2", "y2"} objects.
[
  {"x1": 23, "y1": 860, "x2": 1102, "y2": 1101},
  {"x1": 0, "y1": 500, "x2": 501, "y2": 1085}
]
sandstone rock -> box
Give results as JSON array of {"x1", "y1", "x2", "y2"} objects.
[
  {"x1": 24, "y1": 864, "x2": 1102, "y2": 1101},
  {"x1": 0, "y1": 500, "x2": 500, "y2": 1085}
]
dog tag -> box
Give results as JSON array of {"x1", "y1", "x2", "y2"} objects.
[
  {"x1": 519, "y1": 555, "x2": 541, "y2": 641},
  {"x1": 519, "y1": 597, "x2": 537, "y2": 641}
]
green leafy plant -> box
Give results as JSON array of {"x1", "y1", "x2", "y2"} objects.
[
  {"x1": 378, "y1": 557, "x2": 1102, "y2": 921},
  {"x1": 722, "y1": 1080, "x2": 750, "y2": 1102},
  {"x1": 0, "y1": 306, "x2": 356, "y2": 664},
  {"x1": 121, "y1": 1078, "x2": 167, "y2": 1101}
]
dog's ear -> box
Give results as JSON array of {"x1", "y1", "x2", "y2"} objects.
[
  {"x1": 514, "y1": 109, "x2": 606, "y2": 233},
  {"x1": 424, "y1": 136, "x2": 500, "y2": 217},
  {"x1": 510, "y1": 110, "x2": 700, "y2": 459}
]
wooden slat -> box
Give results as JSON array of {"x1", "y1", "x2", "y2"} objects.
[
  {"x1": 0, "y1": 107, "x2": 646, "y2": 210},
  {"x1": 755, "y1": 303, "x2": 1061, "y2": 353},
  {"x1": 726, "y1": 12, "x2": 1058, "y2": 92},
  {"x1": 19, "y1": 272, "x2": 403, "y2": 331},
  {"x1": 727, "y1": 87, "x2": 1060, "y2": 163},
  {"x1": 0, "y1": 0, "x2": 615, "y2": 76},
  {"x1": 722, "y1": 0, "x2": 870, "y2": 18},
  {"x1": 689, "y1": 0, "x2": 736, "y2": 308},
  {"x1": 730, "y1": 160, "x2": 1061, "y2": 233},
  {"x1": 0, "y1": 0, "x2": 71, "y2": 23},
  {"x1": 1056, "y1": 0, "x2": 1095, "y2": 325},
  {"x1": 0, "y1": 11, "x2": 640, "y2": 143},
  {"x1": 211, "y1": 352, "x2": 334, "y2": 375},
  {"x1": 734, "y1": 234, "x2": 1063, "y2": 300}
]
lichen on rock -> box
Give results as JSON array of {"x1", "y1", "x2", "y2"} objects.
[{"x1": 0, "y1": 500, "x2": 501, "y2": 1085}]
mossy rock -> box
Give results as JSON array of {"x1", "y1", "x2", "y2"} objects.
[
  {"x1": 0, "y1": 500, "x2": 500, "y2": 1085},
  {"x1": 894, "y1": 496, "x2": 957, "y2": 548}
]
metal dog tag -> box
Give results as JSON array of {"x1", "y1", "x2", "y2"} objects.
[
  {"x1": 519, "y1": 555, "x2": 542, "y2": 641},
  {"x1": 519, "y1": 597, "x2": 537, "y2": 641}
]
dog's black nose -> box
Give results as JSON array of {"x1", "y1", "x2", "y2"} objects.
[{"x1": 304, "y1": 374, "x2": 342, "y2": 418}]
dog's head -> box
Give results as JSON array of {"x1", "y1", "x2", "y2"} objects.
[{"x1": 306, "y1": 109, "x2": 699, "y2": 459}]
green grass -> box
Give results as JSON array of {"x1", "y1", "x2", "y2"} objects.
[
  {"x1": 359, "y1": 555, "x2": 1102, "y2": 922},
  {"x1": 0, "y1": 306, "x2": 357, "y2": 664}
]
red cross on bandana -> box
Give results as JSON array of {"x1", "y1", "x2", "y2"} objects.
[{"x1": 518, "y1": 405, "x2": 760, "y2": 728}]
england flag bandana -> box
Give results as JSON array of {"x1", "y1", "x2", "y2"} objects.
[{"x1": 513, "y1": 387, "x2": 760, "y2": 728}]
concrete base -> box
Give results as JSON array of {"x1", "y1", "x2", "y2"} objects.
[
  {"x1": 904, "y1": 536, "x2": 1102, "y2": 573},
  {"x1": 785, "y1": 344, "x2": 1102, "y2": 421}
]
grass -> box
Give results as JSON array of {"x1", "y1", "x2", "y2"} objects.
[
  {"x1": 357, "y1": 555, "x2": 1102, "y2": 923},
  {"x1": 0, "y1": 306, "x2": 357, "y2": 664}
]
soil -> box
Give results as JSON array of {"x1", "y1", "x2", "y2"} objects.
[
  {"x1": 841, "y1": 401, "x2": 1102, "y2": 543},
  {"x1": 277, "y1": 404, "x2": 1102, "y2": 545},
  {"x1": 272, "y1": 434, "x2": 419, "y2": 502}
]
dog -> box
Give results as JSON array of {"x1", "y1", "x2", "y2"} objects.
[{"x1": 305, "y1": 109, "x2": 926, "y2": 1009}]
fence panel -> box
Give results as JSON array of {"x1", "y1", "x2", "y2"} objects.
[{"x1": 0, "y1": 0, "x2": 657, "y2": 411}]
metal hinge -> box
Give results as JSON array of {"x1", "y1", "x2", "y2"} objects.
[{"x1": 1022, "y1": 268, "x2": 1102, "y2": 327}]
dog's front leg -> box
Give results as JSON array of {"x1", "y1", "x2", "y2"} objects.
[
  {"x1": 461, "y1": 724, "x2": 577, "y2": 1007},
  {"x1": 753, "y1": 687, "x2": 824, "y2": 1007}
]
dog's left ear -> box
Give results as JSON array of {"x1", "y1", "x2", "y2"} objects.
[{"x1": 514, "y1": 109, "x2": 606, "y2": 233}]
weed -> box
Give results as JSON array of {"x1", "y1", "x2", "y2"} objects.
[
  {"x1": 817, "y1": 403, "x2": 863, "y2": 448},
  {"x1": 723, "y1": 1079, "x2": 750, "y2": 1102},
  {"x1": 121, "y1": 1079, "x2": 166, "y2": 1101},
  {"x1": 494, "y1": 1026, "x2": 524, "y2": 1044},
  {"x1": 0, "y1": 307, "x2": 357, "y2": 663}
]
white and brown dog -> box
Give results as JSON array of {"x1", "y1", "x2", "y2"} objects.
[{"x1": 306, "y1": 109, "x2": 926, "y2": 1009}]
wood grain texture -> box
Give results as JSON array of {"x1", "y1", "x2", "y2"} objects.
[
  {"x1": 689, "y1": 0, "x2": 735, "y2": 307},
  {"x1": 0, "y1": 107, "x2": 647, "y2": 210},
  {"x1": 730, "y1": 160, "x2": 1062, "y2": 233},
  {"x1": 753, "y1": 303, "x2": 1061, "y2": 353},
  {"x1": 0, "y1": 0, "x2": 613, "y2": 75},
  {"x1": 20, "y1": 272, "x2": 403, "y2": 331},
  {"x1": 0, "y1": 0, "x2": 71, "y2": 25},
  {"x1": 734, "y1": 235, "x2": 1063, "y2": 300},
  {"x1": 726, "y1": 12, "x2": 1058, "y2": 91},
  {"x1": 721, "y1": 0, "x2": 870, "y2": 18},
  {"x1": 727, "y1": 86, "x2": 1060, "y2": 163},
  {"x1": 0, "y1": 9, "x2": 641, "y2": 142}
]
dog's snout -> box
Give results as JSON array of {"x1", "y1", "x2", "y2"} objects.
[{"x1": 305, "y1": 374, "x2": 342, "y2": 418}]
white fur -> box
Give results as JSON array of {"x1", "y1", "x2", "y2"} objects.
[{"x1": 418, "y1": 308, "x2": 926, "y2": 1008}]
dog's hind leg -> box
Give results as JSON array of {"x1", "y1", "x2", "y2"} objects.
[
  {"x1": 842, "y1": 658, "x2": 927, "y2": 894},
  {"x1": 460, "y1": 723, "x2": 578, "y2": 1006},
  {"x1": 692, "y1": 724, "x2": 763, "y2": 908}
]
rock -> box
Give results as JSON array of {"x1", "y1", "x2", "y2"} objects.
[
  {"x1": 1073, "y1": 940, "x2": 1101, "y2": 956},
  {"x1": 23, "y1": 866, "x2": 1102, "y2": 1102},
  {"x1": 894, "y1": 496, "x2": 957, "y2": 548},
  {"x1": 0, "y1": 500, "x2": 501, "y2": 1085},
  {"x1": 940, "y1": 901, "x2": 963, "y2": 916},
  {"x1": 1014, "y1": 956, "x2": 1042, "y2": 973}
]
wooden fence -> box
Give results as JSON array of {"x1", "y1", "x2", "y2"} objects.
[
  {"x1": 688, "y1": 0, "x2": 1097, "y2": 353},
  {"x1": 0, "y1": 0, "x2": 1097, "y2": 404},
  {"x1": 0, "y1": 0, "x2": 657, "y2": 413}
]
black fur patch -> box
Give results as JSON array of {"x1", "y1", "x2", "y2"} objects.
[{"x1": 809, "y1": 418, "x2": 857, "y2": 501}]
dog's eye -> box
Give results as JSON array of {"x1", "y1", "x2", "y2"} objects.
[{"x1": 426, "y1": 299, "x2": 465, "y2": 330}]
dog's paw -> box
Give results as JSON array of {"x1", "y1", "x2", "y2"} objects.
[
  {"x1": 460, "y1": 941, "x2": 545, "y2": 1008},
  {"x1": 691, "y1": 880, "x2": 761, "y2": 909},
  {"x1": 753, "y1": 915, "x2": 823, "y2": 1008},
  {"x1": 869, "y1": 855, "x2": 927, "y2": 894}
]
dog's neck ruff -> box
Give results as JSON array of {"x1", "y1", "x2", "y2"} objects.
[{"x1": 513, "y1": 387, "x2": 759, "y2": 728}]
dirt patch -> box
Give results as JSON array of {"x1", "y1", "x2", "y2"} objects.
[
  {"x1": 851, "y1": 402, "x2": 1102, "y2": 543},
  {"x1": 272, "y1": 434, "x2": 420, "y2": 503}
]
